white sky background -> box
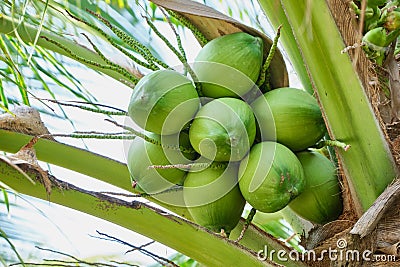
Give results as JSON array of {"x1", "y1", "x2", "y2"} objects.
[{"x1": 1, "y1": 0, "x2": 300, "y2": 265}]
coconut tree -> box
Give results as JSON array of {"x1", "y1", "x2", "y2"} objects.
[{"x1": 1, "y1": 0, "x2": 399, "y2": 266}]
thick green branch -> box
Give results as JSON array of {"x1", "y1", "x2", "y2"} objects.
[
  {"x1": 280, "y1": 0, "x2": 398, "y2": 213},
  {"x1": 0, "y1": 130, "x2": 307, "y2": 266},
  {"x1": 0, "y1": 129, "x2": 191, "y2": 218},
  {"x1": 0, "y1": 161, "x2": 273, "y2": 267}
]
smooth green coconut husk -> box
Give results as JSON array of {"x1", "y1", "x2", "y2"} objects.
[
  {"x1": 150, "y1": 0, "x2": 289, "y2": 91},
  {"x1": 183, "y1": 163, "x2": 245, "y2": 234},
  {"x1": 127, "y1": 132, "x2": 195, "y2": 194},
  {"x1": 189, "y1": 97, "x2": 256, "y2": 162},
  {"x1": 239, "y1": 141, "x2": 305, "y2": 213},
  {"x1": 252, "y1": 87, "x2": 326, "y2": 151},
  {"x1": 128, "y1": 69, "x2": 200, "y2": 135},
  {"x1": 289, "y1": 151, "x2": 343, "y2": 224},
  {"x1": 193, "y1": 32, "x2": 263, "y2": 98}
]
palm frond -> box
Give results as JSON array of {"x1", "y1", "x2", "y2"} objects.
[{"x1": 0, "y1": 0, "x2": 172, "y2": 124}]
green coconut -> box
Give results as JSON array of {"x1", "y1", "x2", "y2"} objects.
[
  {"x1": 252, "y1": 87, "x2": 326, "y2": 151},
  {"x1": 184, "y1": 163, "x2": 245, "y2": 234},
  {"x1": 193, "y1": 32, "x2": 263, "y2": 98},
  {"x1": 239, "y1": 141, "x2": 305, "y2": 213},
  {"x1": 289, "y1": 151, "x2": 342, "y2": 224},
  {"x1": 127, "y1": 132, "x2": 195, "y2": 194},
  {"x1": 128, "y1": 69, "x2": 200, "y2": 135},
  {"x1": 189, "y1": 97, "x2": 256, "y2": 162}
]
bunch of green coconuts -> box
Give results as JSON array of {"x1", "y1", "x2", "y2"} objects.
[
  {"x1": 351, "y1": 0, "x2": 400, "y2": 65},
  {"x1": 126, "y1": 32, "x2": 343, "y2": 235}
]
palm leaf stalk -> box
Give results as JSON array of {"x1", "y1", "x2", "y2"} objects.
[
  {"x1": 0, "y1": 129, "x2": 306, "y2": 265},
  {"x1": 278, "y1": 0, "x2": 398, "y2": 213},
  {"x1": 0, "y1": 158, "x2": 307, "y2": 267}
]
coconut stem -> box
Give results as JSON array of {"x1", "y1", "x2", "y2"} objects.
[
  {"x1": 105, "y1": 119, "x2": 196, "y2": 154},
  {"x1": 140, "y1": 185, "x2": 184, "y2": 198},
  {"x1": 148, "y1": 163, "x2": 199, "y2": 170},
  {"x1": 41, "y1": 127, "x2": 196, "y2": 155},
  {"x1": 65, "y1": 10, "x2": 157, "y2": 71},
  {"x1": 41, "y1": 131, "x2": 195, "y2": 156},
  {"x1": 257, "y1": 25, "x2": 282, "y2": 90},
  {"x1": 81, "y1": 33, "x2": 139, "y2": 83},
  {"x1": 160, "y1": 7, "x2": 187, "y2": 64},
  {"x1": 148, "y1": 162, "x2": 227, "y2": 171},
  {"x1": 85, "y1": 8, "x2": 169, "y2": 70},
  {"x1": 166, "y1": 10, "x2": 209, "y2": 47},
  {"x1": 40, "y1": 132, "x2": 136, "y2": 140},
  {"x1": 235, "y1": 208, "x2": 257, "y2": 242},
  {"x1": 143, "y1": 15, "x2": 203, "y2": 96},
  {"x1": 42, "y1": 99, "x2": 127, "y2": 116},
  {"x1": 40, "y1": 36, "x2": 138, "y2": 84},
  {"x1": 314, "y1": 139, "x2": 351, "y2": 151},
  {"x1": 158, "y1": 8, "x2": 203, "y2": 96}
]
